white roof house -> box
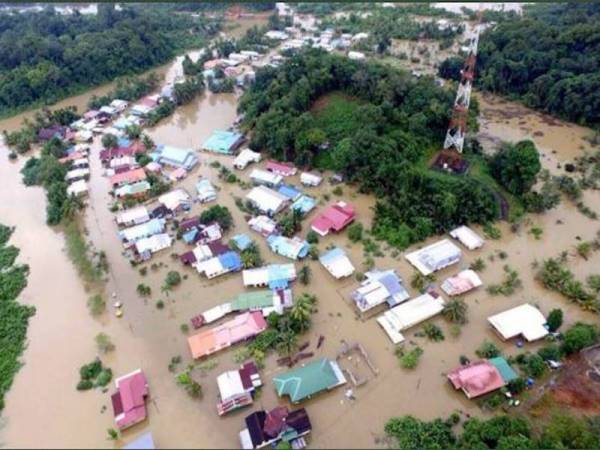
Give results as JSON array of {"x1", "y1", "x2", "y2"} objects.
[
  {"x1": 351, "y1": 269, "x2": 410, "y2": 314},
  {"x1": 265, "y1": 30, "x2": 289, "y2": 40},
  {"x1": 67, "y1": 179, "x2": 88, "y2": 197},
  {"x1": 450, "y1": 225, "x2": 485, "y2": 250},
  {"x1": 119, "y1": 218, "x2": 166, "y2": 245},
  {"x1": 319, "y1": 247, "x2": 355, "y2": 279},
  {"x1": 249, "y1": 169, "x2": 283, "y2": 187},
  {"x1": 487, "y1": 304, "x2": 549, "y2": 342},
  {"x1": 377, "y1": 292, "x2": 446, "y2": 344},
  {"x1": 109, "y1": 156, "x2": 137, "y2": 169},
  {"x1": 135, "y1": 233, "x2": 173, "y2": 256},
  {"x1": 300, "y1": 172, "x2": 322, "y2": 187},
  {"x1": 248, "y1": 215, "x2": 278, "y2": 237},
  {"x1": 196, "y1": 179, "x2": 217, "y2": 203},
  {"x1": 405, "y1": 239, "x2": 462, "y2": 275},
  {"x1": 245, "y1": 186, "x2": 289, "y2": 215},
  {"x1": 233, "y1": 149, "x2": 262, "y2": 170},
  {"x1": 159, "y1": 189, "x2": 191, "y2": 212},
  {"x1": 242, "y1": 264, "x2": 296, "y2": 288},
  {"x1": 348, "y1": 51, "x2": 366, "y2": 60},
  {"x1": 65, "y1": 167, "x2": 90, "y2": 182},
  {"x1": 441, "y1": 269, "x2": 483, "y2": 296},
  {"x1": 72, "y1": 157, "x2": 89, "y2": 168},
  {"x1": 110, "y1": 99, "x2": 129, "y2": 112},
  {"x1": 116, "y1": 206, "x2": 150, "y2": 227}
]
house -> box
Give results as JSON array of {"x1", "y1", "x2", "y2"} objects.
[
  {"x1": 348, "y1": 51, "x2": 366, "y2": 60},
  {"x1": 153, "y1": 144, "x2": 199, "y2": 171},
  {"x1": 265, "y1": 30, "x2": 289, "y2": 40},
  {"x1": 487, "y1": 304, "x2": 549, "y2": 342},
  {"x1": 240, "y1": 50, "x2": 261, "y2": 60},
  {"x1": 64, "y1": 167, "x2": 89, "y2": 182},
  {"x1": 145, "y1": 162, "x2": 162, "y2": 173},
  {"x1": 196, "y1": 178, "x2": 217, "y2": 203},
  {"x1": 193, "y1": 289, "x2": 293, "y2": 328},
  {"x1": 441, "y1": 269, "x2": 483, "y2": 296},
  {"x1": 130, "y1": 104, "x2": 153, "y2": 117},
  {"x1": 234, "y1": 149, "x2": 262, "y2": 170},
  {"x1": 168, "y1": 167, "x2": 187, "y2": 182},
  {"x1": 38, "y1": 125, "x2": 66, "y2": 141},
  {"x1": 197, "y1": 222, "x2": 223, "y2": 245},
  {"x1": 447, "y1": 360, "x2": 507, "y2": 399},
  {"x1": 291, "y1": 195, "x2": 317, "y2": 216},
  {"x1": 83, "y1": 110, "x2": 100, "y2": 121},
  {"x1": 111, "y1": 369, "x2": 149, "y2": 430},
  {"x1": 243, "y1": 264, "x2": 296, "y2": 289},
  {"x1": 240, "y1": 407, "x2": 312, "y2": 450},
  {"x1": 246, "y1": 186, "x2": 289, "y2": 215},
  {"x1": 109, "y1": 156, "x2": 138, "y2": 171},
  {"x1": 115, "y1": 181, "x2": 151, "y2": 198},
  {"x1": 194, "y1": 251, "x2": 242, "y2": 279},
  {"x1": 115, "y1": 206, "x2": 150, "y2": 227},
  {"x1": 100, "y1": 142, "x2": 145, "y2": 164},
  {"x1": 311, "y1": 201, "x2": 356, "y2": 236},
  {"x1": 267, "y1": 235, "x2": 309, "y2": 260},
  {"x1": 377, "y1": 291, "x2": 446, "y2": 344},
  {"x1": 248, "y1": 215, "x2": 278, "y2": 237},
  {"x1": 450, "y1": 225, "x2": 485, "y2": 250},
  {"x1": 277, "y1": 185, "x2": 302, "y2": 202},
  {"x1": 113, "y1": 115, "x2": 142, "y2": 131},
  {"x1": 187, "y1": 311, "x2": 267, "y2": 359},
  {"x1": 351, "y1": 269, "x2": 410, "y2": 315},
  {"x1": 110, "y1": 99, "x2": 129, "y2": 113},
  {"x1": 123, "y1": 432, "x2": 155, "y2": 450},
  {"x1": 110, "y1": 168, "x2": 147, "y2": 187},
  {"x1": 119, "y1": 218, "x2": 166, "y2": 246},
  {"x1": 319, "y1": 247, "x2": 355, "y2": 279},
  {"x1": 202, "y1": 130, "x2": 245, "y2": 155},
  {"x1": 250, "y1": 169, "x2": 283, "y2": 188},
  {"x1": 135, "y1": 233, "x2": 173, "y2": 259},
  {"x1": 405, "y1": 239, "x2": 462, "y2": 276},
  {"x1": 300, "y1": 172, "x2": 322, "y2": 187},
  {"x1": 217, "y1": 361, "x2": 262, "y2": 416},
  {"x1": 181, "y1": 240, "x2": 229, "y2": 265},
  {"x1": 231, "y1": 234, "x2": 253, "y2": 251},
  {"x1": 266, "y1": 160, "x2": 297, "y2": 177},
  {"x1": 158, "y1": 189, "x2": 192, "y2": 214},
  {"x1": 273, "y1": 358, "x2": 347, "y2": 403},
  {"x1": 67, "y1": 179, "x2": 88, "y2": 197}
]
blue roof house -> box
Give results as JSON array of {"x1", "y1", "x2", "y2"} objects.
[
  {"x1": 155, "y1": 145, "x2": 199, "y2": 170},
  {"x1": 267, "y1": 235, "x2": 309, "y2": 260},
  {"x1": 232, "y1": 234, "x2": 254, "y2": 251},
  {"x1": 202, "y1": 130, "x2": 245, "y2": 155},
  {"x1": 291, "y1": 195, "x2": 317, "y2": 215}
]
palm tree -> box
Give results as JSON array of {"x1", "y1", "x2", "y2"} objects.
[
  {"x1": 443, "y1": 298, "x2": 468, "y2": 324},
  {"x1": 298, "y1": 265, "x2": 311, "y2": 285},
  {"x1": 290, "y1": 294, "x2": 316, "y2": 332},
  {"x1": 276, "y1": 330, "x2": 298, "y2": 356}
]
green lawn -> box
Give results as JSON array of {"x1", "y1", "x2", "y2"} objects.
[{"x1": 312, "y1": 92, "x2": 363, "y2": 142}]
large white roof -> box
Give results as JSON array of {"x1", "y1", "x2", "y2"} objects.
[
  {"x1": 116, "y1": 206, "x2": 149, "y2": 225},
  {"x1": 450, "y1": 225, "x2": 485, "y2": 250},
  {"x1": 405, "y1": 239, "x2": 462, "y2": 275},
  {"x1": 488, "y1": 303, "x2": 548, "y2": 342},
  {"x1": 245, "y1": 186, "x2": 288, "y2": 214},
  {"x1": 217, "y1": 370, "x2": 245, "y2": 401}
]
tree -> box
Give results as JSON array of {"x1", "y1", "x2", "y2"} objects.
[
  {"x1": 278, "y1": 208, "x2": 303, "y2": 237},
  {"x1": 442, "y1": 298, "x2": 468, "y2": 324},
  {"x1": 276, "y1": 330, "x2": 298, "y2": 356},
  {"x1": 546, "y1": 308, "x2": 563, "y2": 332},
  {"x1": 95, "y1": 333, "x2": 115, "y2": 354},
  {"x1": 298, "y1": 265, "x2": 311, "y2": 285},
  {"x1": 476, "y1": 340, "x2": 501, "y2": 358},
  {"x1": 199, "y1": 205, "x2": 233, "y2": 232},
  {"x1": 142, "y1": 133, "x2": 155, "y2": 151},
  {"x1": 523, "y1": 354, "x2": 546, "y2": 378},
  {"x1": 384, "y1": 415, "x2": 455, "y2": 449},
  {"x1": 306, "y1": 230, "x2": 319, "y2": 244},
  {"x1": 438, "y1": 56, "x2": 463, "y2": 81},
  {"x1": 240, "y1": 243, "x2": 262, "y2": 269},
  {"x1": 136, "y1": 283, "x2": 152, "y2": 297},
  {"x1": 107, "y1": 428, "x2": 119, "y2": 441},
  {"x1": 490, "y1": 140, "x2": 541, "y2": 196},
  {"x1": 539, "y1": 413, "x2": 600, "y2": 450},
  {"x1": 561, "y1": 322, "x2": 599, "y2": 355},
  {"x1": 102, "y1": 133, "x2": 118, "y2": 150},
  {"x1": 347, "y1": 222, "x2": 364, "y2": 242},
  {"x1": 125, "y1": 125, "x2": 142, "y2": 140},
  {"x1": 164, "y1": 271, "x2": 182, "y2": 288},
  {"x1": 290, "y1": 293, "x2": 316, "y2": 332}
]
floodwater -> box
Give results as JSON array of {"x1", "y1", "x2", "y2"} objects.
[{"x1": 1, "y1": 15, "x2": 600, "y2": 450}]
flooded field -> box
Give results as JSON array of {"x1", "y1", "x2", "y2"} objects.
[{"x1": 1, "y1": 14, "x2": 599, "y2": 450}]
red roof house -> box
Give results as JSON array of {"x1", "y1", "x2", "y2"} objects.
[
  {"x1": 110, "y1": 168, "x2": 147, "y2": 187},
  {"x1": 265, "y1": 161, "x2": 297, "y2": 177},
  {"x1": 447, "y1": 360, "x2": 506, "y2": 399},
  {"x1": 100, "y1": 142, "x2": 146, "y2": 164},
  {"x1": 311, "y1": 201, "x2": 356, "y2": 236},
  {"x1": 111, "y1": 369, "x2": 149, "y2": 430}
]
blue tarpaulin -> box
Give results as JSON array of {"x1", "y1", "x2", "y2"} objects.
[
  {"x1": 219, "y1": 251, "x2": 242, "y2": 271},
  {"x1": 182, "y1": 229, "x2": 198, "y2": 244}
]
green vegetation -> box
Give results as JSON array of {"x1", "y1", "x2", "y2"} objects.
[
  {"x1": 95, "y1": 333, "x2": 115, "y2": 354},
  {"x1": 476, "y1": 340, "x2": 501, "y2": 359},
  {"x1": 87, "y1": 294, "x2": 106, "y2": 316},
  {"x1": 469, "y1": 257, "x2": 486, "y2": 272},
  {"x1": 89, "y1": 73, "x2": 159, "y2": 110},
  {"x1": 423, "y1": 323, "x2": 445, "y2": 342},
  {"x1": 64, "y1": 221, "x2": 104, "y2": 284},
  {"x1": 239, "y1": 50, "x2": 499, "y2": 249},
  {"x1": 164, "y1": 271, "x2": 182, "y2": 289},
  {"x1": 486, "y1": 265, "x2": 521, "y2": 296},
  {"x1": 474, "y1": 3, "x2": 600, "y2": 126},
  {"x1": 175, "y1": 370, "x2": 202, "y2": 399},
  {"x1": 199, "y1": 205, "x2": 233, "y2": 232},
  {"x1": 0, "y1": 224, "x2": 35, "y2": 411},
  {"x1": 277, "y1": 209, "x2": 303, "y2": 238},
  {"x1": 298, "y1": 265, "x2": 312, "y2": 286},
  {"x1": 395, "y1": 346, "x2": 424, "y2": 370},
  {"x1": 443, "y1": 298, "x2": 468, "y2": 325},
  {"x1": 0, "y1": 4, "x2": 220, "y2": 115},
  {"x1": 561, "y1": 322, "x2": 599, "y2": 355},
  {"x1": 77, "y1": 358, "x2": 112, "y2": 390},
  {"x1": 306, "y1": 230, "x2": 319, "y2": 244},
  {"x1": 529, "y1": 226, "x2": 543, "y2": 240},
  {"x1": 347, "y1": 222, "x2": 364, "y2": 243},
  {"x1": 546, "y1": 308, "x2": 563, "y2": 332},
  {"x1": 136, "y1": 283, "x2": 152, "y2": 297},
  {"x1": 490, "y1": 140, "x2": 541, "y2": 196}
]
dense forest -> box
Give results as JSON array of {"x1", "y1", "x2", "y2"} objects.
[
  {"x1": 0, "y1": 3, "x2": 221, "y2": 115},
  {"x1": 473, "y1": 3, "x2": 600, "y2": 126},
  {"x1": 239, "y1": 49, "x2": 499, "y2": 248}
]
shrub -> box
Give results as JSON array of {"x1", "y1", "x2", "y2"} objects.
[
  {"x1": 396, "y1": 346, "x2": 423, "y2": 369},
  {"x1": 561, "y1": 322, "x2": 599, "y2": 355},
  {"x1": 423, "y1": 323, "x2": 445, "y2": 342},
  {"x1": 164, "y1": 271, "x2": 182, "y2": 288},
  {"x1": 298, "y1": 265, "x2": 311, "y2": 285},
  {"x1": 76, "y1": 380, "x2": 94, "y2": 391},
  {"x1": 469, "y1": 257, "x2": 486, "y2": 272},
  {"x1": 136, "y1": 283, "x2": 152, "y2": 297},
  {"x1": 443, "y1": 298, "x2": 468, "y2": 324},
  {"x1": 306, "y1": 230, "x2": 319, "y2": 244},
  {"x1": 332, "y1": 186, "x2": 343, "y2": 196},
  {"x1": 80, "y1": 359, "x2": 102, "y2": 381},
  {"x1": 546, "y1": 308, "x2": 563, "y2": 332},
  {"x1": 95, "y1": 333, "x2": 115, "y2": 354},
  {"x1": 483, "y1": 223, "x2": 502, "y2": 240},
  {"x1": 529, "y1": 226, "x2": 543, "y2": 240},
  {"x1": 95, "y1": 368, "x2": 113, "y2": 387},
  {"x1": 476, "y1": 340, "x2": 501, "y2": 358},
  {"x1": 347, "y1": 222, "x2": 363, "y2": 242},
  {"x1": 87, "y1": 294, "x2": 106, "y2": 316},
  {"x1": 156, "y1": 300, "x2": 165, "y2": 309},
  {"x1": 507, "y1": 377, "x2": 526, "y2": 394}
]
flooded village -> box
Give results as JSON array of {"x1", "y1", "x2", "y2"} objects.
[{"x1": 1, "y1": 3, "x2": 599, "y2": 450}]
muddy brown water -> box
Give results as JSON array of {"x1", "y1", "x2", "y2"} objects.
[{"x1": 1, "y1": 20, "x2": 600, "y2": 449}]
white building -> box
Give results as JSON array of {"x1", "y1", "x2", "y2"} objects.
[
  {"x1": 135, "y1": 233, "x2": 173, "y2": 257},
  {"x1": 158, "y1": 188, "x2": 192, "y2": 213},
  {"x1": 441, "y1": 269, "x2": 483, "y2": 296},
  {"x1": 405, "y1": 239, "x2": 462, "y2": 276},
  {"x1": 265, "y1": 30, "x2": 289, "y2": 40},
  {"x1": 377, "y1": 292, "x2": 446, "y2": 344},
  {"x1": 67, "y1": 179, "x2": 88, "y2": 197},
  {"x1": 487, "y1": 304, "x2": 549, "y2": 342},
  {"x1": 450, "y1": 225, "x2": 485, "y2": 250},
  {"x1": 115, "y1": 206, "x2": 150, "y2": 227},
  {"x1": 110, "y1": 99, "x2": 129, "y2": 112},
  {"x1": 300, "y1": 172, "x2": 322, "y2": 187},
  {"x1": 319, "y1": 247, "x2": 355, "y2": 279},
  {"x1": 348, "y1": 51, "x2": 366, "y2": 60},
  {"x1": 242, "y1": 264, "x2": 296, "y2": 288},
  {"x1": 351, "y1": 269, "x2": 410, "y2": 314},
  {"x1": 248, "y1": 215, "x2": 278, "y2": 237},
  {"x1": 245, "y1": 186, "x2": 289, "y2": 215},
  {"x1": 234, "y1": 149, "x2": 262, "y2": 170},
  {"x1": 65, "y1": 167, "x2": 90, "y2": 182},
  {"x1": 196, "y1": 179, "x2": 217, "y2": 203},
  {"x1": 249, "y1": 169, "x2": 283, "y2": 187}
]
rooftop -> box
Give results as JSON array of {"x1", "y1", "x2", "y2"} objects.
[{"x1": 273, "y1": 358, "x2": 346, "y2": 403}]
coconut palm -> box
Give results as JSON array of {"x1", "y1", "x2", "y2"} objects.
[
  {"x1": 276, "y1": 330, "x2": 298, "y2": 356},
  {"x1": 290, "y1": 293, "x2": 316, "y2": 332},
  {"x1": 443, "y1": 298, "x2": 468, "y2": 324}
]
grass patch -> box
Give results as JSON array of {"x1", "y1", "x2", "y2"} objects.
[
  {"x1": 311, "y1": 92, "x2": 364, "y2": 142},
  {"x1": 64, "y1": 221, "x2": 103, "y2": 285}
]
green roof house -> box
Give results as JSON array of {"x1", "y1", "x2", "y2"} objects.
[
  {"x1": 273, "y1": 358, "x2": 347, "y2": 403},
  {"x1": 231, "y1": 291, "x2": 276, "y2": 312},
  {"x1": 489, "y1": 356, "x2": 519, "y2": 383}
]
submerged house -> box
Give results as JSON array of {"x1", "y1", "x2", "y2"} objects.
[
  {"x1": 267, "y1": 235, "x2": 309, "y2": 260},
  {"x1": 202, "y1": 130, "x2": 245, "y2": 155},
  {"x1": 405, "y1": 239, "x2": 462, "y2": 276},
  {"x1": 231, "y1": 234, "x2": 253, "y2": 251},
  {"x1": 115, "y1": 181, "x2": 151, "y2": 199},
  {"x1": 119, "y1": 218, "x2": 166, "y2": 246},
  {"x1": 110, "y1": 168, "x2": 147, "y2": 188},
  {"x1": 187, "y1": 311, "x2": 267, "y2": 359},
  {"x1": 111, "y1": 369, "x2": 149, "y2": 430},
  {"x1": 450, "y1": 225, "x2": 485, "y2": 250},
  {"x1": 134, "y1": 233, "x2": 173, "y2": 259},
  {"x1": 158, "y1": 189, "x2": 192, "y2": 214},
  {"x1": 123, "y1": 432, "x2": 155, "y2": 450},
  {"x1": 447, "y1": 359, "x2": 509, "y2": 399},
  {"x1": 248, "y1": 215, "x2": 278, "y2": 237},
  {"x1": 246, "y1": 186, "x2": 289, "y2": 216},
  {"x1": 234, "y1": 148, "x2": 262, "y2": 170},
  {"x1": 351, "y1": 269, "x2": 410, "y2": 315},
  {"x1": 194, "y1": 251, "x2": 242, "y2": 279},
  {"x1": 300, "y1": 172, "x2": 322, "y2": 187},
  {"x1": 116, "y1": 206, "x2": 150, "y2": 227},
  {"x1": 291, "y1": 195, "x2": 317, "y2": 216},
  {"x1": 240, "y1": 406, "x2": 312, "y2": 450},
  {"x1": 273, "y1": 358, "x2": 347, "y2": 403},
  {"x1": 319, "y1": 247, "x2": 355, "y2": 279},
  {"x1": 67, "y1": 179, "x2": 88, "y2": 197},
  {"x1": 311, "y1": 201, "x2": 356, "y2": 236},
  {"x1": 242, "y1": 264, "x2": 296, "y2": 289},
  {"x1": 196, "y1": 178, "x2": 217, "y2": 203},
  {"x1": 217, "y1": 361, "x2": 263, "y2": 416},
  {"x1": 250, "y1": 169, "x2": 283, "y2": 188},
  {"x1": 441, "y1": 269, "x2": 483, "y2": 296},
  {"x1": 266, "y1": 160, "x2": 297, "y2": 177},
  {"x1": 277, "y1": 184, "x2": 302, "y2": 202},
  {"x1": 153, "y1": 144, "x2": 199, "y2": 171},
  {"x1": 377, "y1": 291, "x2": 446, "y2": 344},
  {"x1": 487, "y1": 304, "x2": 549, "y2": 342}
]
